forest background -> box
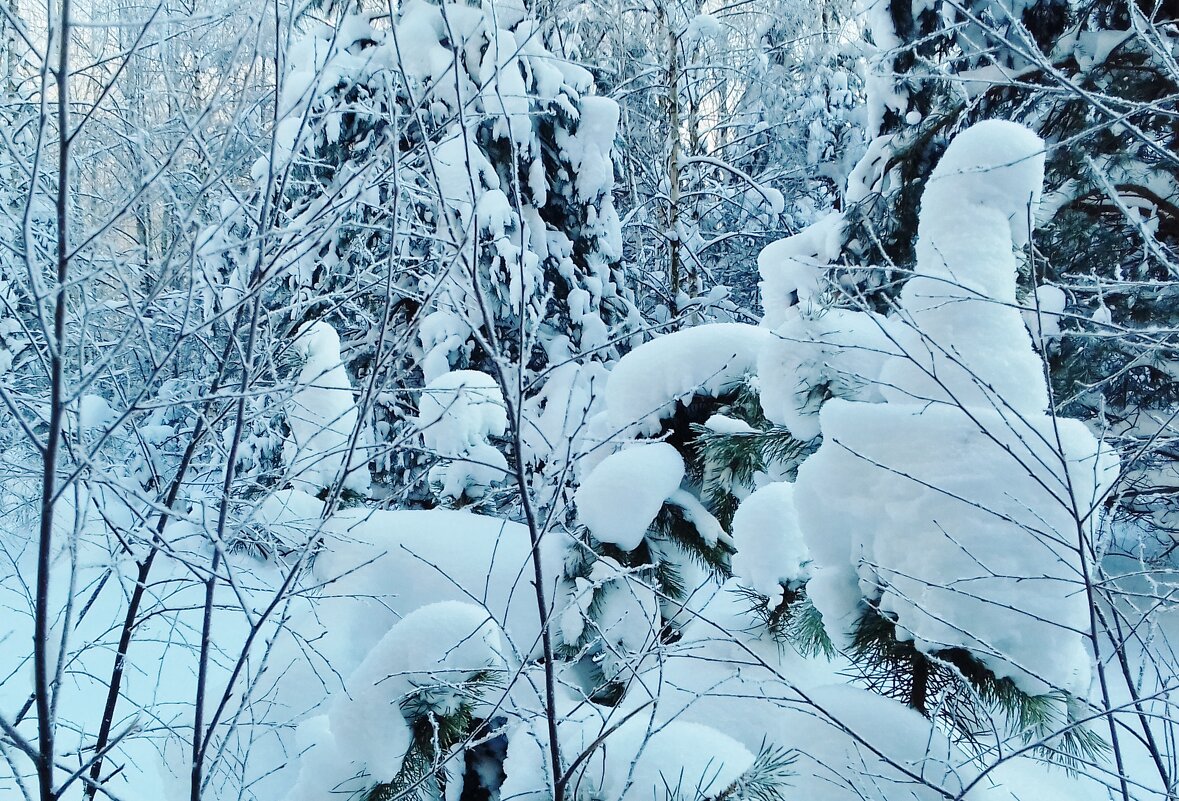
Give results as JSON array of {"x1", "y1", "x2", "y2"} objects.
[{"x1": 0, "y1": 0, "x2": 1177, "y2": 799}]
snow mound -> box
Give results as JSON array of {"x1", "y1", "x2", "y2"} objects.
[
  {"x1": 501, "y1": 709, "x2": 753, "y2": 801},
  {"x1": 797, "y1": 400, "x2": 1116, "y2": 696},
  {"x1": 261, "y1": 498, "x2": 567, "y2": 679},
  {"x1": 575, "y1": 442, "x2": 684, "y2": 551},
  {"x1": 920, "y1": 119, "x2": 1045, "y2": 249},
  {"x1": 605, "y1": 323, "x2": 768, "y2": 435},
  {"x1": 780, "y1": 685, "x2": 997, "y2": 801},
  {"x1": 418, "y1": 370, "x2": 509, "y2": 499},
  {"x1": 731, "y1": 482, "x2": 810, "y2": 604},
  {"x1": 758, "y1": 307, "x2": 898, "y2": 440},
  {"x1": 880, "y1": 120, "x2": 1048, "y2": 413},
  {"x1": 288, "y1": 601, "x2": 505, "y2": 798},
  {"x1": 284, "y1": 321, "x2": 369, "y2": 495},
  {"x1": 420, "y1": 370, "x2": 506, "y2": 453},
  {"x1": 794, "y1": 122, "x2": 1119, "y2": 697},
  {"x1": 757, "y1": 211, "x2": 844, "y2": 329}
]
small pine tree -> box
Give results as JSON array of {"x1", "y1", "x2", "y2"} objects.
[{"x1": 206, "y1": 0, "x2": 640, "y2": 504}]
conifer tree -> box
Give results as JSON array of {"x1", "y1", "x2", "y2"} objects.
[
  {"x1": 762, "y1": 120, "x2": 1117, "y2": 763},
  {"x1": 772, "y1": 0, "x2": 1179, "y2": 553},
  {"x1": 205, "y1": 0, "x2": 640, "y2": 504}
]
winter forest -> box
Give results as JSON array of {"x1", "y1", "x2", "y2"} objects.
[{"x1": 0, "y1": 0, "x2": 1178, "y2": 797}]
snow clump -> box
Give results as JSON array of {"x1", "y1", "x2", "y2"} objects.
[
  {"x1": 575, "y1": 442, "x2": 685, "y2": 551},
  {"x1": 418, "y1": 369, "x2": 509, "y2": 499},
  {"x1": 284, "y1": 321, "x2": 369, "y2": 496}
]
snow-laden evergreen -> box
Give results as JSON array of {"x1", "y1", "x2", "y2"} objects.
[
  {"x1": 777, "y1": 120, "x2": 1118, "y2": 719},
  {"x1": 205, "y1": 0, "x2": 640, "y2": 504},
  {"x1": 3, "y1": 0, "x2": 1178, "y2": 799}
]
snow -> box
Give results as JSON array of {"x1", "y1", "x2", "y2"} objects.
[
  {"x1": 879, "y1": 121, "x2": 1049, "y2": 414},
  {"x1": 78, "y1": 393, "x2": 117, "y2": 432},
  {"x1": 253, "y1": 487, "x2": 326, "y2": 548},
  {"x1": 1022, "y1": 283, "x2": 1067, "y2": 346},
  {"x1": 501, "y1": 707, "x2": 754, "y2": 801},
  {"x1": 603, "y1": 323, "x2": 769, "y2": 435},
  {"x1": 555, "y1": 95, "x2": 620, "y2": 202},
  {"x1": 684, "y1": 13, "x2": 723, "y2": 41},
  {"x1": 757, "y1": 212, "x2": 845, "y2": 329},
  {"x1": 0, "y1": 504, "x2": 287, "y2": 801},
  {"x1": 575, "y1": 442, "x2": 684, "y2": 550},
  {"x1": 792, "y1": 122, "x2": 1120, "y2": 697},
  {"x1": 730, "y1": 482, "x2": 810, "y2": 604},
  {"x1": 797, "y1": 399, "x2": 1116, "y2": 695},
  {"x1": 5, "y1": 6, "x2": 1171, "y2": 800},
  {"x1": 288, "y1": 602, "x2": 506, "y2": 798},
  {"x1": 521, "y1": 360, "x2": 607, "y2": 471},
  {"x1": 419, "y1": 370, "x2": 508, "y2": 455},
  {"x1": 758, "y1": 306, "x2": 898, "y2": 440},
  {"x1": 483, "y1": 0, "x2": 527, "y2": 27},
  {"x1": 773, "y1": 685, "x2": 996, "y2": 801},
  {"x1": 418, "y1": 309, "x2": 469, "y2": 383},
  {"x1": 297, "y1": 503, "x2": 568, "y2": 665},
  {"x1": 284, "y1": 321, "x2": 370, "y2": 495},
  {"x1": 582, "y1": 569, "x2": 661, "y2": 682},
  {"x1": 418, "y1": 370, "x2": 509, "y2": 500},
  {"x1": 703, "y1": 413, "x2": 755, "y2": 434},
  {"x1": 626, "y1": 590, "x2": 994, "y2": 801}
]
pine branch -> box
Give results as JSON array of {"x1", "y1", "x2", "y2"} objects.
[
  {"x1": 847, "y1": 605, "x2": 1108, "y2": 767},
  {"x1": 708, "y1": 743, "x2": 797, "y2": 801}
]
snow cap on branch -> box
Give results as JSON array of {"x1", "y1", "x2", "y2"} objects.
[{"x1": 794, "y1": 120, "x2": 1118, "y2": 697}]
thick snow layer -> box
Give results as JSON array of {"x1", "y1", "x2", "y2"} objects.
[
  {"x1": 758, "y1": 307, "x2": 898, "y2": 440},
  {"x1": 629, "y1": 591, "x2": 991, "y2": 801},
  {"x1": 254, "y1": 488, "x2": 326, "y2": 547},
  {"x1": 501, "y1": 707, "x2": 754, "y2": 801},
  {"x1": 78, "y1": 393, "x2": 118, "y2": 432},
  {"x1": 520, "y1": 360, "x2": 608, "y2": 471},
  {"x1": 684, "y1": 13, "x2": 723, "y2": 41},
  {"x1": 1022, "y1": 283, "x2": 1067, "y2": 346},
  {"x1": 731, "y1": 482, "x2": 810, "y2": 603},
  {"x1": 284, "y1": 321, "x2": 369, "y2": 495},
  {"x1": 418, "y1": 370, "x2": 509, "y2": 499},
  {"x1": 922, "y1": 120, "x2": 1045, "y2": 249},
  {"x1": 288, "y1": 602, "x2": 506, "y2": 797},
  {"x1": 788, "y1": 123, "x2": 1118, "y2": 698},
  {"x1": 259, "y1": 498, "x2": 567, "y2": 681},
  {"x1": 757, "y1": 212, "x2": 845, "y2": 329},
  {"x1": 555, "y1": 95, "x2": 620, "y2": 202},
  {"x1": 0, "y1": 508, "x2": 288, "y2": 801},
  {"x1": 796, "y1": 399, "x2": 1117, "y2": 696},
  {"x1": 575, "y1": 442, "x2": 684, "y2": 550},
  {"x1": 880, "y1": 121, "x2": 1049, "y2": 414},
  {"x1": 604, "y1": 323, "x2": 769, "y2": 434},
  {"x1": 774, "y1": 685, "x2": 996, "y2": 801},
  {"x1": 418, "y1": 370, "x2": 507, "y2": 453},
  {"x1": 558, "y1": 554, "x2": 661, "y2": 654}
]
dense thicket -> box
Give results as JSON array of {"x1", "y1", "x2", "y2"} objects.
[{"x1": 0, "y1": 1, "x2": 1176, "y2": 801}]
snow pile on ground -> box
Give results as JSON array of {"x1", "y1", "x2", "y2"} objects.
[
  {"x1": 286, "y1": 602, "x2": 506, "y2": 800},
  {"x1": 500, "y1": 706, "x2": 754, "y2": 801},
  {"x1": 622, "y1": 586, "x2": 992, "y2": 801}
]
